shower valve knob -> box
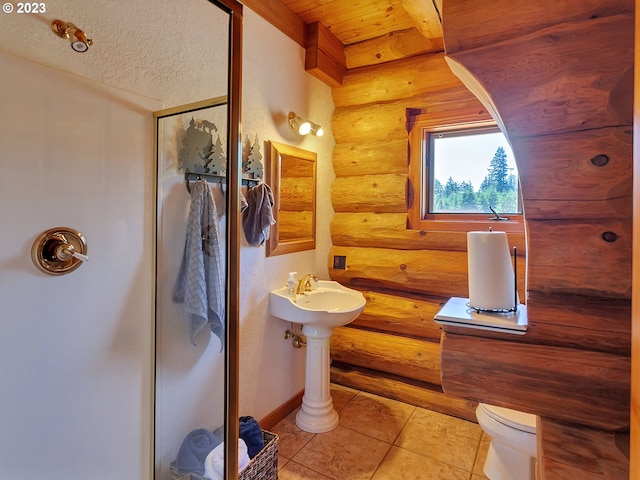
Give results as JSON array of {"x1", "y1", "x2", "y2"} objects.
[
  {"x1": 32, "y1": 227, "x2": 88, "y2": 275},
  {"x1": 55, "y1": 243, "x2": 89, "y2": 263},
  {"x1": 71, "y1": 251, "x2": 89, "y2": 262}
]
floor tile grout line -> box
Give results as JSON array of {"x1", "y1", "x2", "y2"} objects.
[
  {"x1": 284, "y1": 458, "x2": 336, "y2": 480},
  {"x1": 385, "y1": 442, "x2": 477, "y2": 475},
  {"x1": 366, "y1": 440, "x2": 394, "y2": 480},
  {"x1": 472, "y1": 432, "x2": 488, "y2": 478},
  {"x1": 391, "y1": 405, "x2": 418, "y2": 446},
  {"x1": 276, "y1": 409, "x2": 318, "y2": 461},
  {"x1": 338, "y1": 389, "x2": 419, "y2": 446},
  {"x1": 276, "y1": 385, "x2": 487, "y2": 479},
  {"x1": 289, "y1": 430, "x2": 316, "y2": 462},
  {"x1": 472, "y1": 433, "x2": 482, "y2": 474},
  {"x1": 333, "y1": 420, "x2": 480, "y2": 477},
  {"x1": 338, "y1": 423, "x2": 394, "y2": 444},
  {"x1": 335, "y1": 389, "x2": 359, "y2": 413}
]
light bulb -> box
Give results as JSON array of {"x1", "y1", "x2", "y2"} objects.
[
  {"x1": 298, "y1": 121, "x2": 311, "y2": 135},
  {"x1": 288, "y1": 112, "x2": 312, "y2": 136}
]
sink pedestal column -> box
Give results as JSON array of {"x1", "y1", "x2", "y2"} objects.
[{"x1": 296, "y1": 325, "x2": 339, "y2": 433}]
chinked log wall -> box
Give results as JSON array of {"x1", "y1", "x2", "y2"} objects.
[
  {"x1": 438, "y1": 2, "x2": 634, "y2": 479},
  {"x1": 327, "y1": 52, "x2": 528, "y2": 421}
]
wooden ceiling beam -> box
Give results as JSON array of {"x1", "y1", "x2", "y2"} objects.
[
  {"x1": 242, "y1": 0, "x2": 347, "y2": 86},
  {"x1": 305, "y1": 21, "x2": 346, "y2": 87},
  {"x1": 241, "y1": 0, "x2": 307, "y2": 47},
  {"x1": 242, "y1": 0, "x2": 444, "y2": 83},
  {"x1": 345, "y1": 27, "x2": 443, "y2": 69},
  {"x1": 400, "y1": 0, "x2": 443, "y2": 40}
]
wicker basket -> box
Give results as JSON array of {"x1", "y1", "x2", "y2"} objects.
[{"x1": 170, "y1": 430, "x2": 278, "y2": 480}]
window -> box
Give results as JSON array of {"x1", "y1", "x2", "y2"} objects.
[
  {"x1": 430, "y1": 126, "x2": 521, "y2": 214},
  {"x1": 407, "y1": 115, "x2": 523, "y2": 232}
]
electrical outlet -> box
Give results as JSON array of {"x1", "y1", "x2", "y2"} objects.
[{"x1": 333, "y1": 255, "x2": 346, "y2": 270}]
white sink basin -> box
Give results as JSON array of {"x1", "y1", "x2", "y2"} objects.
[
  {"x1": 270, "y1": 279, "x2": 366, "y2": 433},
  {"x1": 269, "y1": 280, "x2": 366, "y2": 328}
]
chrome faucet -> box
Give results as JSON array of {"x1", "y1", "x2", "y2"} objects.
[{"x1": 296, "y1": 274, "x2": 318, "y2": 294}]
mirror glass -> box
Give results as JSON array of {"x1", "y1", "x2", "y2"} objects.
[{"x1": 266, "y1": 141, "x2": 317, "y2": 256}]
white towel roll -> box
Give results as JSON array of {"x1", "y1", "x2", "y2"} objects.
[
  {"x1": 467, "y1": 230, "x2": 516, "y2": 310},
  {"x1": 204, "y1": 439, "x2": 250, "y2": 480}
]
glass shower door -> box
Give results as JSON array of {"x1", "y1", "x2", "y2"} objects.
[{"x1": 153, "y1": 1, "x2": 242, "y2": 479}]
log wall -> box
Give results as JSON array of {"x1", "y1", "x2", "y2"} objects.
[
  {"x1": 327, "y1": 52, "x2": 518, "y2": 422},
  {"x1": 326, "y1": 3, "x2": 633, "y2": 478},
  {"x1": 438, "y1": 2, "x2": 634, "y2": 478}
]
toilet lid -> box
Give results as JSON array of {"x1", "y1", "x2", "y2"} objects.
[{"x1": 479, "y1": 403, "x2": 537, "y2": 434}]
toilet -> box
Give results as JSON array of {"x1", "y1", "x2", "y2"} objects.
[{"x1": 475, "y1": 403, "x2": 538, "y2": 480}]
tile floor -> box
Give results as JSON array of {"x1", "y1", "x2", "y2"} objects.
[{"x1": 271, "y1": 383, "x2": 490, "y2": 480}]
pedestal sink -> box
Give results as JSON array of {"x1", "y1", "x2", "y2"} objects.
[{"x1": 269, "y1": 280, "x2": 366, "y2": 433}]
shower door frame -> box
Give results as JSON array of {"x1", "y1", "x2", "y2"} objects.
[
  {"x1": 219, "y1": 1, "x2": 242, "y2": 478},
  {"x1": 151, "y1": 0, "x2": 243, "y2": 479}
]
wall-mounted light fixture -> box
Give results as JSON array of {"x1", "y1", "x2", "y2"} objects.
[
  {"x1": 52, "y1": 19, "x2": 93, "y2": 53},
  {"x1": 309, "y1": 120, "x2": 324, "y2": 137},
  {"x1": 288, "y1": 112, "x2": 324, "y2": 137}
]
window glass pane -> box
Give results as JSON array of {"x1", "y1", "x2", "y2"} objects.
[{"x1": 429, "y1": 128, "x2": 521, "y2": 214}]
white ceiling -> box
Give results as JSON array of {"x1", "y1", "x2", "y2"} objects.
[{"x1": 0, "y1": 0, "x2": 230, "y2": 107}]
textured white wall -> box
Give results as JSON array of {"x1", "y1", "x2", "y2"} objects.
[
  {"x1": 0, "y1": 2, "x2": 335, "y2": 478},
  {"x1": 0, "y1": 3, "x2": 235, "y2": 479},
  {"x1": 0, "y1": 51, "x2": 160, "y2": 480},
  {"x1": 238, "y1": 9, "x2": 335, "y2": 420}
]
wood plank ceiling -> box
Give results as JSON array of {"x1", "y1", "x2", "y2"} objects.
[
  {"x1": 242, "y1": 0, "x2": 444, "y2": 76},
  {"x1": 281, "y1": 0, "x2": 440, "y2": 45}
]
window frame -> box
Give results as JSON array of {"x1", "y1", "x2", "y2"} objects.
[{"x1": 407, "y1": 114, "x2": 523, "y2": 233}]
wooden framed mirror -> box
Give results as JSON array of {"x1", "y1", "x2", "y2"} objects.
[{"x1": 266, "y1": 141, "x2": 317, "y2": 256}]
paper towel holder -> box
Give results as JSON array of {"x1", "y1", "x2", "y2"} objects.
[{"x1": 468, "y1": 246, "x2": 518, "y2": 314}]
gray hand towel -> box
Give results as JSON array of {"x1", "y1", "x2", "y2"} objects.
[
  {"x1": 242, "y1": 182, "x2": 276, "y2": 246},
  {"x1": 174, "y1": 428, "x2": 220, "y2": 475},
  {"x1": 173, "y1": 179, "x2": 225, "y2": 350}
]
